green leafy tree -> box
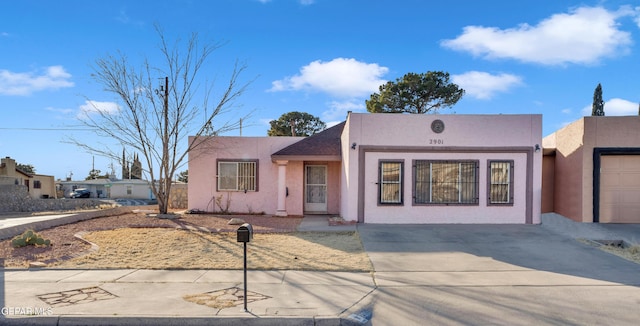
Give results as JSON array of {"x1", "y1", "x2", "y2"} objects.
[
  {"x1": 86, "y1": 169, "x2": 109, "y2": 180},
  {"x1": 177, "y1": 170, "x2": 188, "y2": 183},
  {"x1": 366, "y1": 71, "x2": 464, "y2": 114},
  {"x1": 16, "y1": 163, "x2": 35, "y2": 174},
  {"x1": 268, "y1": 111, "x2": 326, "y2": 136},
  {"x1": 591, "y1": 83, "x2": 605, "y2": 116}
]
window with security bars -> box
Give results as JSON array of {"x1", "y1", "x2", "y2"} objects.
[
  {"x1": 414, "y1": 160, "x2": 479, "y2": 205},
  {"x1": 217, "y1": 160, "x2": 258, "y2": 192},
  {"x1": 379, "y1": 161, "x2": 403, "y2": 205},
  {"x1": 488, "y1": 160, "x2": 514, "y2": 205}
]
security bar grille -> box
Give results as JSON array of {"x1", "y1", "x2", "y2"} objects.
[
  {"x1": 414, "y1": 160, "x2": 478, "y2": 204},
  {"x1": 489, "y1": 161, "x2": 513, "y2": 204}
]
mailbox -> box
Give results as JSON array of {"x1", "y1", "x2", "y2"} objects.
[{"x1": 237, "y1": 223, "x2": 253, "y2": 243}]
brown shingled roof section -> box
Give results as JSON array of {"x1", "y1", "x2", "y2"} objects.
[{"x1": 272, "y1": 121, "x2": 345, "y2": 156}]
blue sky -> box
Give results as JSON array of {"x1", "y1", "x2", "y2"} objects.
[{"x1": 2, "y1": 0, "x2": 640, "y2": 180}]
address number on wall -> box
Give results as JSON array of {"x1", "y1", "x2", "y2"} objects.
[{"x1": 429, "y1": 139, "x2": 444, "y2": 145}]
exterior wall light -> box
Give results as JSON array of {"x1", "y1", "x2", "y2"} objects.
[{"x1": 351, "y1": 142, "x2": 357, "y2": 150}]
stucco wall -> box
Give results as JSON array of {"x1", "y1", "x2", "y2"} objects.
[
  {"x1": 190, "y1": 113, "x2": 543, "y2": 223},
  {"x1": 188, "y1": 136, "x2": 303, "y2": 214},
  {"x1": 363, "y1": 151, "x2": 530, "y2": 223},
  {"x1": 547, "y1": 116, "x2": 640, "y2": 222},
  {"x1": 549, "y1": 118, "x2": 586, "y2": 222},
  {"x1": 109, "y1": 182, "x2": 154, "y2": 199},
  {"x1": 541, "y1": 155, "x2": 555, "y2": 213},
  {"x1": 0, "y1": 158, "x2": 56, "y2": 199},
  {"x1": 342, "y1": 113, "x2": 542, "y2": 224},
  {"x1": 340, "y1": 118, "x2": 358, "y2": 221},
  {"x1": 326, "y1": 161, "x2": 341, "y2": 214},
  {"x1": 30, "y1": 174, "x2": 56, "y2": 199}
]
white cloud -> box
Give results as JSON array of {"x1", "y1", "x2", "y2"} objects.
[
  {"x1": 45, "y1": 106, "x2": 75, "y2": 115},
  {"x1": 270, "y1": 58, "x2": 388, "y2": 98},
  {"x1": 580, "y1": 98, "x2": 638, "y2": 116},
  {"x1": 0, "y1": 65, "x2": 74, "y2": 96},
  {"x1": 451, "y1": 71, "x2": 523, "y2": 100},
  {"x1": 78, "y1": 100, "x2": 120, "y2": 118},
  {"x1": 441, "y1": 6, "x2": 633, "y2": 65},
  {"x1": 322, "y1": 100, "x2": 365, "y2": 122},
  {"x1": 561, "y1": 108, "x2": 572, "y2": 114}
]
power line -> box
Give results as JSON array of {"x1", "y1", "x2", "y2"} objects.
[{"x1": 0, "y1": 127, "x2": 97, "y2": 131}]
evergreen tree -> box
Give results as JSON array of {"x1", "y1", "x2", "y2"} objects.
[
  {"x1": 591, "y1": 83, "x2": 605, "y2": 116},
  {"x1": 16, "y1": 163, "x2": 35, "y2": 174},
  {"x1": 366, "y1": 71, "x2": 464, "y2": 114},
  {"x1": 268, "y1": 111, "x2": 326, "y2": 136}
]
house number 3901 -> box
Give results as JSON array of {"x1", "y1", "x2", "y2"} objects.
[{"x1": 429, "y1": 139, "x2": 444, "y2": 145}]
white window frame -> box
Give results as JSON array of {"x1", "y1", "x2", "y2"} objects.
[{"x1": 217, "y1": 160, "x2": 258, "y2": 192}]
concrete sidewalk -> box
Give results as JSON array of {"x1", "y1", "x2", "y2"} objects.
[
  {"x1": 1, "y1": 215, "x2": 368, "y2": 325},
  {"x1": 1, "y1": 269, "x2": 374, "y2": 325},
  {"x1": 3, "y1": 213, "x2": 640, "y2": 325}
]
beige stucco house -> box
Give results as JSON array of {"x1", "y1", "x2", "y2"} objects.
[
  {"x1": 189, "y1": 112, "x2": 543, "y2": 224},
  {"x1": 542, "y1": 116, "x2": 640, "y2": 223},
  {"x1": 0, "y1": 156, "x2": 56, "y2": 199}
]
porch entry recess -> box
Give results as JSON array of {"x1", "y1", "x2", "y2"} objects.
[{"x1": 305, "y1": 165, "x2": 327, "y2": 212}]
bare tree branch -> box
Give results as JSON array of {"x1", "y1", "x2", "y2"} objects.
[{"x1": 65, "y1": 27, "x2": 252, "y2": 214}]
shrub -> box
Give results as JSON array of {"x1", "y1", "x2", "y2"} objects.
[{"x1": 11, "y1": 230, "x2": 51, "y2": 248}]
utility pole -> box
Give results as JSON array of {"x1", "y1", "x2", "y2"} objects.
[{"x1": 160, "y1": 77, "x2": 169, "y2": 212}]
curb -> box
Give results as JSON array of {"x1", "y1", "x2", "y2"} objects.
[{"x1": 1, "y1": 316, "x2": 351, "y2": 326}]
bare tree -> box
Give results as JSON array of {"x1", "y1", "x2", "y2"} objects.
[{"x1": 68, "y1": 26, "x2": 250, "y2": 214}]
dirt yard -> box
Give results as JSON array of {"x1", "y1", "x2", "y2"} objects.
[{"x1": 0, "y1": 212, "x2": 373, "y2": 272}]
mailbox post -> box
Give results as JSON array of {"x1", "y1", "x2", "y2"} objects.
[{"x1": 237, "y1": 223, "x2": 253, "y2": 312}]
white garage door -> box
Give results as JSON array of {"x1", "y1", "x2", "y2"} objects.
[{"x1": 600, "y1": 155, "x2": 640, "y2": 223}]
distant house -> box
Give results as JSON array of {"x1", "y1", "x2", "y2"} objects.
[
  {"x1": 188, "y1": 112, "x2": 543, "y2": 224},
  {"x1": 57, "y1": 178, "x2": 156, "y2": 200},
  {"x1": 0, "y1": 156, "x2": 56, "y2": 199},
  {"x1": 542, "y1": 116, "x2": 640, "y2": 223}
]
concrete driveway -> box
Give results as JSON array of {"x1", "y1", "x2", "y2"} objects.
[{"x1": 354, "y1": 224, "x2": 640, "y2": 325}]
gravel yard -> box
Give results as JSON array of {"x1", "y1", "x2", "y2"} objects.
[{"x1": 1, "y1": 212, "x2": 372, "y2": 271}]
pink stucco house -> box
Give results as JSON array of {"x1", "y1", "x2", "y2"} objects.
[
  {"x1": 542, "y1": 116, "x2": 640, "y2": 223},
  {"x1": 189, "y1": 112, "x2": 543, "y2": 224}
]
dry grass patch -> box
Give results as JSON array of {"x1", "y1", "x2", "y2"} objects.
[
  {"x1": 578, "y1": 239, "x2": 640, "y2": 264},
  {"x1": 54, "y1": 228, "x2": 372, "y2": 271},
  {"x1": 596, "y1": 243, "x2": 640, "y2": 264}
]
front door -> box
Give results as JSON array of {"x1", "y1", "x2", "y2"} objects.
[{"x1": 305, "y1": 165, "x2": 327, "y2": 213}]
